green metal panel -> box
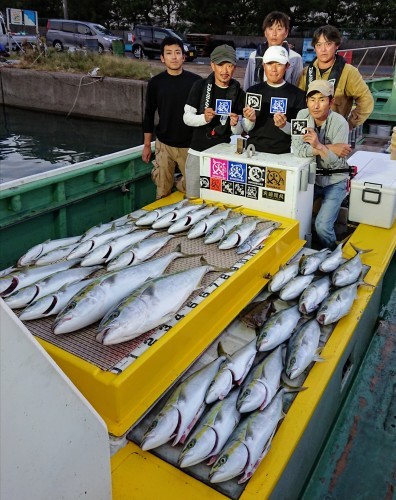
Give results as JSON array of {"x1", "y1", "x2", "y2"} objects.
[
  {"x1": 366, "y1": 70, "x2": 396, "y2": 122},
  {"x1": 0, "y1": 150, "x2": 156, "y2": 268}
]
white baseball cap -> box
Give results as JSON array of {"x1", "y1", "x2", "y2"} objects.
[{"x1": 263, "y1": 45, "x2": 289, "y2": 65}]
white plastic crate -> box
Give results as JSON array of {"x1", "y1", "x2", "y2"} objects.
[
  {"x1": 349, "y1": 157, "x2": 396, "y2": 229},
  {"x1": 199, "y1": 143, "x2": 313, "y2": 239}
]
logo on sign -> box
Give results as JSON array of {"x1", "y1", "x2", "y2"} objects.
[
  {"x1": 210, "y1": 177, "x2": 222, "y2": 191},
  {"x1": 200, "y1": 176, "x2": 210, "y2": 189},
  {"x1": 266, "y1": 168, "x2": 286, "y2": 191},
  {"x1": 228, "y1": 162, "x2": 246, "y2": 183},
  {"x1": 247, "y1": 164, "x2": 265, "y2": 186},
  {"x1": 210, "y1": 158, "x2": 228, "y2": 179},
  {"x1": 246, "y1": 185, "x2": 259, "y2": 199},
  {"x1": 215, "y1": 99, "x2": 232, "y2": 115},
  {"x1": 222, "y1": 180, "x2": 234, "y2": 194},
  {"x1": 270, "y1": 97, "x2": 288, "y2": 114},
  {"x1": 233, "y1": 182, "x2": 246, "y2": 197},
  {"x1": 245, "y1": 92, "x2": 262, "y2": 111}
]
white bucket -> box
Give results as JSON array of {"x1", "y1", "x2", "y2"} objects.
[
  {"x1": 369, "y1": 124, "x2": 378, "y2": 135},
  {"x1": 377, "y1": 125, "x2": 391, "y2": 137}
]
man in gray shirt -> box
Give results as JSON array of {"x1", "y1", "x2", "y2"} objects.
[
  {"x1": 243, "y1": 11, "x2": 303, "y2": 91},
  {"x1": 292, "y1": 80, "x2": 350, "y2": 249}
]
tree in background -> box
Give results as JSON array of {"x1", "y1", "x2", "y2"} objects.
[{"x1": 0, "y1": 0, "x2": 394, "y2": 38}]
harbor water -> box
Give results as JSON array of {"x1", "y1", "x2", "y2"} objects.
[{"x1": 0, "y1": 106, "x2": 143, "y2": 183}]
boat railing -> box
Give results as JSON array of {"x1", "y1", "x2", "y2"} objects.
[{"x1": 342, "y1": 44, "x2": 396, "y2": 79}]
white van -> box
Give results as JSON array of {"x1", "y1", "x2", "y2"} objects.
[{"x1": 46, "y1": 19, "x2": 123, "y2": 54}]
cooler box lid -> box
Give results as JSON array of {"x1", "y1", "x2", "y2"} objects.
[{"x1": 351, "y1": 158, "x2": 396, "y2": 190}]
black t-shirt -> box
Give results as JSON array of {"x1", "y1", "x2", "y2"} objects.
[
  {"x1": 143, "y1": 70, "x2": 201, "y2": 148},
  {"x1": 246, "y1": 81, "x2": 306, "y2": 154},
  {"x1": 186, "y1": 78, "x2": 246, "y2": 152}
]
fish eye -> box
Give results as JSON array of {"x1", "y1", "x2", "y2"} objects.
[
  {"x1": 147, "y1": 419, "x2": 158, "y2": 432},
  {"x1": 186, "y1": 439, "x2": 196, "y2": 449},
  {"x1": 289, "y1": 357, "x2": 296, "y2": 367},
  {"x1": 243, "y1": 389, "x2": 251, "y2": 397},
  {"x1": 108, "y1": 310, "x2": 120, "y2": 321},
  {"x1": 218, "y1": 455, "x2": 228, "y2": 465},
  {"x1": 65, "y1": 301, "x2": 76, "y2": 311}
]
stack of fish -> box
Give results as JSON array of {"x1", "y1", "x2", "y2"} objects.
[
  {"x1": 137, "y1": 241, "x2": 373, "y2": 485},
  {"x1": 0, "y1": 200, "x2": 278, "y2": 346}
]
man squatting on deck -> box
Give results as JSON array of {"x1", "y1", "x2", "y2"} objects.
[
  {"x1": 292, "y1": 80, "x2": 350, "y2": 249},
  {"x1": 142, "y1": 36, "x2": 200, "y2": 199}
]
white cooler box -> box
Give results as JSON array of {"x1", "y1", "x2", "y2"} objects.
[
  {"x1": 199, "y1": 143, "x2": 314, "y2": 239},
  {"x1": 349, "y1": 157, "x2": 396, "y2": 229}
]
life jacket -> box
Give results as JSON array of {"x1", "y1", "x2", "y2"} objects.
[
  {"x1": 198, "y1": 72, "x2": 241, "y2": 137},
  {"x1": 305, "y1": 54, "x2": 346, "y2": 93}
]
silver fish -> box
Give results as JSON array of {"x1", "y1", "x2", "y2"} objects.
[
  {"x1": 299, "y1": 276, "x2": 331, "y2": 314},
  {"x1": 0, "y1": 266, "x2": 17, "y2": 278},
  {"x1": 19, "y1": 279, "x2": 95, "y2": 321},
  {"x1": 218, "y1": 218, "x2": 260, "y2": 250},
  {"x1": 299, "y1": 248, "x2": 332, "y2": 275},
  {"x1": 53, "y1": 250, "x2": 188, "y2": 334},
  {"x1": 79, "y1": 219, "x2": 130, "y2": 242},
  {"x1": 204, "y1": 215, "x2": 245, "y2": 244},
  {"x1": 267, "y1": 262, "x2": 299, "y2": 293},
  {"x1": 97, "y1": 261, "x2": 221, "y2": 345},
  {"x1": 140, "y1": 355, "x2": 225, "y2": 451},
  {"x1": 178, "y1": 389, "x2": 241, "y2": 468},
  {"x1": 106, "y1": 234, "x2": 174, "y2": 271},
  {"x1": 168, "y1": 206, "x2": 217, "y2": 234},
  {"x1": 319, "y1": 241, "x2": 346, "y2": 273},
  {"x1": 331, "y1": 243, "x2": 372, "y2": 287},
  {"x1": 4, "y1": 266, "x2": 101, "y2": 309},
  {"x1": 135, "y1": 200, "x2": 188, "y2": 226},
  {"x1": 187, "y1": 209, "x2": 232, "y2": 239},
  {"x1": 285, "y1": 319, "x2": 323, "y2": 379},
  {"x1": 236, "y1": 345, "x2": 283, "y2": 413},
  {"x1": 34, "y1": 242, "x2": 80, "y2": 266},
  {"x1": 279, "y1": 274, "x2": 315, "y2": 301},
  {"x1": 80, "y1": 229, "x2": 155, "y2": 266},
  {"x1": 316, "y1": 281, "x2": 362, "y2": 325},
  {"x1": 205, "y1": 339, "x2": 257, "y2": 404},
  {"x1": 68, "y1": 226, "x2": 134, "y2": 260},
  {"x1": 17, "y1": 236, "x2": 81, "y2": 266},
  {"x1": 0, "y1": 259, "x2": 81, "y2": 297},
  {"x1": 236, "y1": 223, "x2": 278, "y2": 254},
  {"x1": 209, "y1": 389, "x2": 285, "y2": 484},
  {"x1": 152, "y1": 203, "x2": 205, "y2": 229},
  {"x1": 257, "y1": 305, "x2": 301, "y2": 352}
]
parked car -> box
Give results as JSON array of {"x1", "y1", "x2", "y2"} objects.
[
  {"x1": 131, "y1": 25, "x2": 197, "y2": 61},
  {"x1": 46, "y1": 19, "x2": 123, "y2": 54}
]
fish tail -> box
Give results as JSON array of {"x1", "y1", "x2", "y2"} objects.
[
  {"x1": 199, "y1": 256, "x2": 231, "y2": 274},
  {"x1": 350, "y1": 242, "x2": 373, "y2": 255}
]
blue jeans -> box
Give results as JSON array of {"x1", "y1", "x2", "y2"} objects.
[{"x1": 314, "y1": 180, "x2": 347, "y2": 249}]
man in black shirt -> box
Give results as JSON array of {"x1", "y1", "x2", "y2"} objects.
[
  {"x1": 183, "y1": 44, "x2": 246, "y2": 197},
  {"x1": 142, "y1": 36, "x2": 201, "y2": 199},
  {"x1": 243, "y1": 45, "x2": 306, "y2": 154}
]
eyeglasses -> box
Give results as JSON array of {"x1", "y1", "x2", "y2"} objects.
[{"x1": 315, "y1": 41, "x2": 336, "y2": 49}]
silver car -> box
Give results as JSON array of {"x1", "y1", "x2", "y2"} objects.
[{"x1": 46, "y1": 19, "x2": 123, "y2": 54}]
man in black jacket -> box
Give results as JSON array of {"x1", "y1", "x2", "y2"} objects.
[
  {"x1": 142, "y1": 36, "x2": 201, "y2": 199},
  {"x1": 183, "y1": 44, "x2": 245, "y2": 197},
  {"x1": 243, "y1": 45, "x2": 306, "y2": 154}
]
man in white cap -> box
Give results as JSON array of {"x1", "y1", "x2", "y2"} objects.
[
  {"x1": 292, "y1": 79, "x2": 350, "y2": 249},
  {"x1": 183, "y1": 44, "x2": 245, "y2": 197},
  {"x1": 242, "y1": 45, "x2": 305, "y2": 154}
]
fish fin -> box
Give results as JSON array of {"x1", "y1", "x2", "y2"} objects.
[
  {"x1": 313, "y1": 354, "x2": 325, "y2": 362},
  {"x1": 217, "y1": 341, "x2": 228, "y2": 358},
  {"x1": 280, "y1": 381, "x2": 308, "y2": 393},
  {"x1": 350, "y1": 242, "x2": 373, "y2": 255}
]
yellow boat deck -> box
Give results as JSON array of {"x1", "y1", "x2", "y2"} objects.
[
  {"x1": 33, "y1": 193, "x2": 303, "y2": 437},
  {"x1": 109, "y1": 217, "x2": 395, "y2": 499}
]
